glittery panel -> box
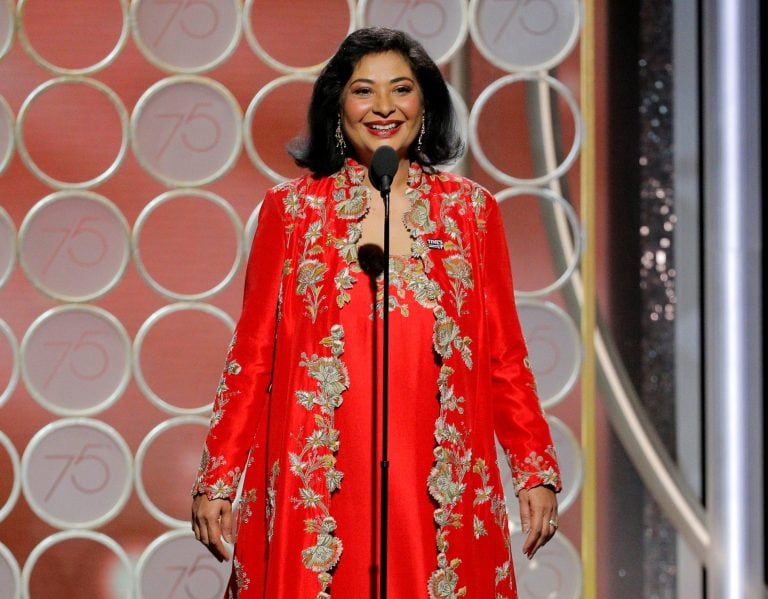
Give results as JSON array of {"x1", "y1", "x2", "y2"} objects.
[{"x1": 637, "y1": 0, "x2": 678, "y2": 596}]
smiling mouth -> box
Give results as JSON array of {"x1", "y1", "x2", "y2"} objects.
[{"x1": 366, "y1": 122, "x2": 401, "y2": 132}]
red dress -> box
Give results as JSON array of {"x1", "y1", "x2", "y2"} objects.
[
  {"x1": 193, "y1": 160, "x2": 561, "y2": 599},
  {"x1": 332, "y1": 256, "x2": 441, "y2": 596}
]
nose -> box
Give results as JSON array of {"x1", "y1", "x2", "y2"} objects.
[{"x1": 372, "y1": 94, "x2": 395, "y2": 117}]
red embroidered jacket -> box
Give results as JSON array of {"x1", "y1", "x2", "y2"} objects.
[{"x1": 193, "y1": 160, "x2": 561, "y2": 598}]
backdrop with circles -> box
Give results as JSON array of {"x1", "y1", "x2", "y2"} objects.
[{"x1": 0, "y1": 1, "x2": 586, "y2": 597}]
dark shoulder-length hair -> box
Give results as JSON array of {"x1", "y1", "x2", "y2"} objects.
[{"x1": 288, "y1": 27, "x2": 463, "y2": 177}]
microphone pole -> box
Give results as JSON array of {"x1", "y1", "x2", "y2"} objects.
[{"x1": 368, "y1": 146, "x2": 398, "y2": 599}]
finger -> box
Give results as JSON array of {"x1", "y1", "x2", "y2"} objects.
[
  {"x1": 528, "y1": 514, "x2": 558, "y2": 558},
  {"x1": 220, "y1": 505, "x2": 234, "y2": 544},
  {"x1": 518, "y1": 491, "x2": 532, "y2": 534},
  {"x1": 209, "y1": 536, "x2": 231, "y2": 562},
  {"x1": 191, "y1": 506, "x2": 203, "y2": 541},
  {"x1": 198, "y1": 514, "x2": 211, "y2": 546},
  {"x1": 548, "y1": 514, "x2": 559, "y2": 534},
  {"x1": 203, "y1": 514, "x2": 231, "y2": 562},
  {"x1": 522, "y1": 506, "x2": 545, "y2": 555},
  {"x1": 522, "y1": 517, "x2": 543, "y2": 558}
]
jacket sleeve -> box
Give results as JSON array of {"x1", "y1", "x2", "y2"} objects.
[
  {"x1": 191, "y1": 187, "x2": 287, "y2": 500},
  {"x1": 482, "y1": 192, "x2": 562, "y2": 494}
]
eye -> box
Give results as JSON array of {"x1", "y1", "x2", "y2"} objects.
[
  {"x1": 394, "y1": 85, "x2": 414, "y2": 95},
  {"x1": 350, "y1": 86, "x2": 372, "y2": 96}
]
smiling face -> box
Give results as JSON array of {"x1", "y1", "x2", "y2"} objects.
[{"x1": 340, "y1": 51, "x2": 424, "y2": 167}]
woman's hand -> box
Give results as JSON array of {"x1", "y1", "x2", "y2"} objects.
[
  {"x1": 517, "y1": 485, "x2": 558, "y2": 559},
  {"x1": 191, "y1": 494, "x2": 234, "y2": 562}
]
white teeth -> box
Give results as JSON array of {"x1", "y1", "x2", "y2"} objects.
[{"x1": 369, "y1": 123, "x2": 398, "y2": 131}]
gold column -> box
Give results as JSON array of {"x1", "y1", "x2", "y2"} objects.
[{"x1": 579, "y1": 0, "x2": 598, "y2": 597}]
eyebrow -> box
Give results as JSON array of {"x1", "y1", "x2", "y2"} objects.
[{"x1": 348, "y1": 76, "x2": 416, "y2": 85}]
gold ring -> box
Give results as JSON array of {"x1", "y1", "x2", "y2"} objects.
[{"x1": 548, "y1": 519, "x2": 558, "y2": 528}]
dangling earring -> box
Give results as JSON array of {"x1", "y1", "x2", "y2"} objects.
[
  {"x1": 417, "y1": 115, "x2": 426, "y2": 154},
  {"x1": 335, "y1": 114, "x2": 346, "y2": 156}
]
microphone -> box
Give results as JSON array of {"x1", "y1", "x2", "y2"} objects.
[
  {"x1": 369, "y1": 146, "x2": 398, "y2": 195},
  {"x1": 358, "y1": 243, "x2": 386, "y2": 279}
]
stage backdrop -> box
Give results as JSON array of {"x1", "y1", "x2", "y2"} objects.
[{"x1": 0, "y1": 1, "x2": 605, "y2": 597}]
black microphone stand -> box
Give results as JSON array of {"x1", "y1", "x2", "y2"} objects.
[
  {"x1": 379, "y1": 182, "x2": 391, "y2": 599},
  {"x1": 367, "y1": 145, "x2": 397, "y2": 599}
]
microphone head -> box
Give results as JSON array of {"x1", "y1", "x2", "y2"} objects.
[
  {"x1": 357, "y1": 243, "x2": 386, "y2": 278},
  {"x1": 369, "y1": 146, "x2": 399, "y2": 192}
]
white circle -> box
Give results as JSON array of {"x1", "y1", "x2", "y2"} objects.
[
  {"x1": 469, "y1": 73, "x2": 583, "y2": 186},
  {"x1": 132, "y1": 189, "x2": 243, "y2": 301},
  {"x1": 358, "y1": 0, "x2": 468, "y2": 65},
  {"x1": 18, "y1": 191, "x2": 131, "y2": 302},
  {"x1": 0, "y1": 319, "x2": 20, "y2": 409},
  {"x1": 0, "y1": 0, "x2": 15, "y2": 62},
  {"x1": 135, "y1": 529, "x2": 232, "y2": 599},
  {"x1": 15, "y1": 77, "x2": 130, "y2": 189},
  {"x1": 0, "y1": 95, "x2": 14, "y2": 175},
  {"x1": 0, "y1": 205, "x2": 15, "y2": 290},
  {"x1": 130, "y1": 0, "x2": 242, "y2": 74},
  {"x1": 516, "y1": 298, "x2": 582, "y2": 408},
  {"x1": 0, "y1": 541, "x2": 21, "y2": 599},
  {"x1": 16, "y1": 0, "x2": 129, "y2": 75},
  {"x1": 134, "y1": 416, "x2": 209, "y2": 528},
  {"x1": 21, "y1": 530, "x2": 132, "y2": 599},
  {"x1": 20, "y1": 305, "x2": 132, "y2": 417},
  {"x1": 131, "y1": 75, "x2": 243, "y2": 187},
  {"x1": 496, "y1": 186, "x2": 582, "y2": 297},
  {"x1": 242, "y1": 0, "x2": 356, "y2": 74},
  {"x1": 468, "y1": 0, "x2": 582, "y2": 72},
  {"x1": 510, "y1": 528, "x2": 582, "y2": 598},
  {"x1": 133, "y1": 302, "x2": 235, "y2": 415},
  {"x1": 243, "y1": 73, "x2": 316, "y2": 183},
  {"x1": 20, "y1": 418, "x2": 133, "y2": 529},
  {"x1": 0, "y1": 431, "x2": 21, "y2": 522}
]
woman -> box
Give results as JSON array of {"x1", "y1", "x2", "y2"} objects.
[{"x1": 192, "y1": 27, "x2": 561, "y2": 599}]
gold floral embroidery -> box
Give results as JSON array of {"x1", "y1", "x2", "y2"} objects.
[
  {"x1": 509, "y1": 446, "x2": 561, "y2": 492},
  {"x1": 491, "y1": 494, "x2": 514, "y2": 593},
  {"x1": 208, "y1": 334, "x2": 243, "y2": 435},
  {"x1": 191, "y1": 446, "x2": 244, "y2": 499},
  {"x1": 238, "y1": 488, "x2": 257, "y2": 526},
  {"x1": 403, "y1": 166, "x2": 438, "y2": 272},
  {"x1": 333, "y1": 223, "x2": 362, "y2": 265},
  {"x1": 472, "y1": 458, "x2": 493, "y2": 507},
  {"x1": 297, "y1": 259, "x2": 328, "y2": 321},
  {"x1": 282, "y1": 188, "x2": 303, "y2": 218},
  {"x1": 427, "y1": 364, "x2": 471, "y2": 599},
  {"x1": 495, "y1": 560, "x2": 512, "y2": 588},
  {"x1": 207, "y1": 471, "x2": 242, "y2": 499},
  {"x1": 428, "y1": 553, "x2": 466, "y2": 599},
  {"x1": 333, "y1": 184, "x2": 368, "y2": 219},
  {"x1": 432, "y1": 307, "x2": 472, "y2": 369},
  {"x1": 473, "y1": 515, "x2": 487, "y2": 539},
  {"x1": 266, "y1": 460, "x2": 280, "y2": 542},
  {"x1": 233, "y1": 557, "x2": 250, "y2": 593},
  {"x1": 290, "y1": 325, "x2": 347, "y2": 595},
  {"x1": 442, "y1": 255, "x2": 473, "y2": 315},
  {"x1": 405, "y1": 196, "x2": 437, "y2": 234},
  {"x1": 371, "y1": 256, "x2": 442, "y2": 318},
  {"x1": 302, "y1": 516, "x2": 342, "y2": 572},
  {"x1": 334, "y1": 267, "x2": 355, "y2": 309},
  {"x1": 286, "y1": 189, "x2": 330, "y2": 322}
]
